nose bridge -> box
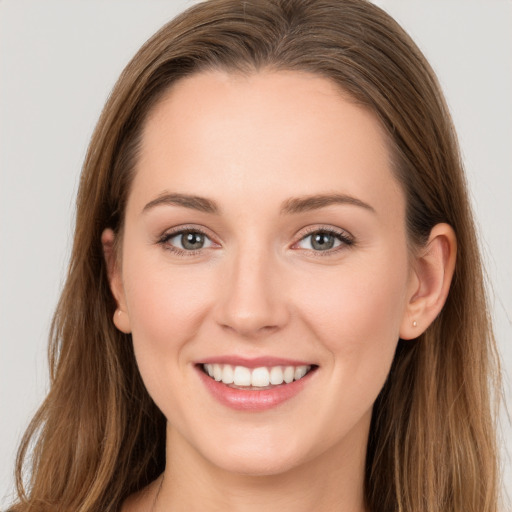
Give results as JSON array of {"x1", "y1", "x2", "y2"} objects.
[{"x1": 216, "y1": 238, "x2": 288, "y2": 337}]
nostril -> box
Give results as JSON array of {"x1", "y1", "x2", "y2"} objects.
[{"x1": 218, "y1": 322, "x2": 280, "y2": 338}]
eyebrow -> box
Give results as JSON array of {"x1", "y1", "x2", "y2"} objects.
[
  {"x1": 142, "y1": 192, "x2": 375, "y2": 215},
  {"x1": 143, "y1": 193, "x2": 220, "y2": 214},
  {"x1": 280, "y1": 193, "x2": 376, "y2": 215}
]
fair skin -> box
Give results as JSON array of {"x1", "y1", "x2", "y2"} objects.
[{"x1": 103, "y1": 70, "x2": 456, "y2": 512}]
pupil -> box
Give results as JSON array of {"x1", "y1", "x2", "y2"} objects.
[
  {"x1": 182, "y1": 232, "x2": 204, "y2": 250},
  {"x1": 312, "y1": 232, "x2": 334, "y2": 250}
]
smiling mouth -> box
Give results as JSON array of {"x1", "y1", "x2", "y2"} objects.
[{"x1": 200, "y1": 363, "x2": 317, "y2": 390}]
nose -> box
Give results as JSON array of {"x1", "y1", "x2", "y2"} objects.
[{"x1": 214, "y1": 247, "x2": 290, "y2": 339}]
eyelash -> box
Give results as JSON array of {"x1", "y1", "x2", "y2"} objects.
[
  {"x1": 157, "y1": 225, "x2": 213, "y2": 256},
  {"x1": 293, "y1": 226, "x2": 355, "y2": 257},
  {"x1": 157, "y1": 225, "x2": 355, "y2": 257}
]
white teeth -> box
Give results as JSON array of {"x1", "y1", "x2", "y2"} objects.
[
  {"x1": 294, "y1": 366, "x2": 307, "y2": 380},
  {"x1": 269, "y1": 366, "x2": 284, "y2": 385},
  {"x1": 203, "y1": 363, "x2": 312, "y2": 387},
  {"x1": 221, "y1": 364, "x2": 234, "y2": 384},
  {"x1": 233, "y1": 366, "x2": 252, "y2": 386},
  {"x1": 213, "y1": 364, "x2": 222, "y2": 381},
  {"x1": 251, "y1": 367, "x2": 270, "y2": 387},
  {"x1": 283, "y1": 366, "x2": 295, "y2": 383}
]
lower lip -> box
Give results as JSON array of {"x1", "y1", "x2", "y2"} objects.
[{"x1": 196, "y1": 366, "x2": 316, "y2": 411}]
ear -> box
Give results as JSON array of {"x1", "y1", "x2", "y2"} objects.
[
  {"x1": 101, "y1": 228, "x2": 132, "y2": 334},
  {"x1": 400, "y1": 223, "x2": 457, "y2": 340}
]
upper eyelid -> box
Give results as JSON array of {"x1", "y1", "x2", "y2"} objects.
[
  {"x1": 160, "y1": 224, "x2": 215, "y2": 240},
  {"x1": 300, "y1": 225, "x2": 348, "y2": 234},
  {"x1": 296, "y1": 225, "x2": 353, "y2": 240},
  {"x1": 159, "y1": 224, "x2": 351, "y2": 236}
]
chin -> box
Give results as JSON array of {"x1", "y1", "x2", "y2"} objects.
[
  {"x1": 213, "y1": 453, "x2": 303, "y2": 477},
  {"x1": 200, "y1": 435, "x2": 309, "y2": 477}
]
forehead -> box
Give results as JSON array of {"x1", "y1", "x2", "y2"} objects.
[{"x1": 130, "y1": 70, "x2": 404, "y2": 221}]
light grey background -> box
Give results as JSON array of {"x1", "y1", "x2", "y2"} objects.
[{"x1": 1, "y1": 0, "x2": 510, "y2": 507}]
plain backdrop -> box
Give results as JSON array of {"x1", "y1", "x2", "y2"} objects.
[{"x1": 1, "y1": 0, "x2": 511, "y2": 507}]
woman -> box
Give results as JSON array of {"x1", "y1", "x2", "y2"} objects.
[{"x1": 9, "y1": 0, "x2": 503, "y2": 511}]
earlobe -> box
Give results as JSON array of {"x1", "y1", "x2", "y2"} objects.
[
  {"x1": 400, "y1": 223, "x2": 457, "y2": 340},
  {"x1": 101, "y1": 228, "x2": 132, "y2": 334},
  {"x1": 113, "y1": 308, "x2": 131, "y2": 334}
]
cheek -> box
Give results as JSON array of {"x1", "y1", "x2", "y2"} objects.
[
  {"x1": 122, "y1": 256, "x2": 220, "y2": 424},
  {"x1": 295, "y1": 252, "x2": 409, "y2": 379},
  {"x1": 286, "y1": 254, "x2": 410, "y2": 448},
  {"x1": 122, "y1": 251, "x2": 216, "y2": 376},
  {"x1": 128, "y1": 269, "x2": 210, "y2": 338}
]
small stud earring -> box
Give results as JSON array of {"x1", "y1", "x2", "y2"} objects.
[{"x1": 412, "y1": 320, "x2": 417, "y2": 327}]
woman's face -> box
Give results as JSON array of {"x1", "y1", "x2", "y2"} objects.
[{"x1": 109, "y1": 70, "x2": 418, "y2": 476}]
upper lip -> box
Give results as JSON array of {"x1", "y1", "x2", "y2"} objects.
[{"x1": 196, "y1": 356, "x2": 316, "y2": 368}]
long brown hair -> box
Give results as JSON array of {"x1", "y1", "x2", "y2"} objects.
[{"x1": 11, "y1": 1, "x2": 502, "y2": 511}]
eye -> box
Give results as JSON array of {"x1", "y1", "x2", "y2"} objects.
[
  {"x1": 159, "y1": 228, "x2": 216, "y2": 253},
  {"x1": 295, "y1": 228, "x2": 354, "y2": 252}
]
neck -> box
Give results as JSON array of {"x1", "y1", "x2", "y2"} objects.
[{"x1": 154, "y1": 422, "x2": 369, "y2": 512}]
